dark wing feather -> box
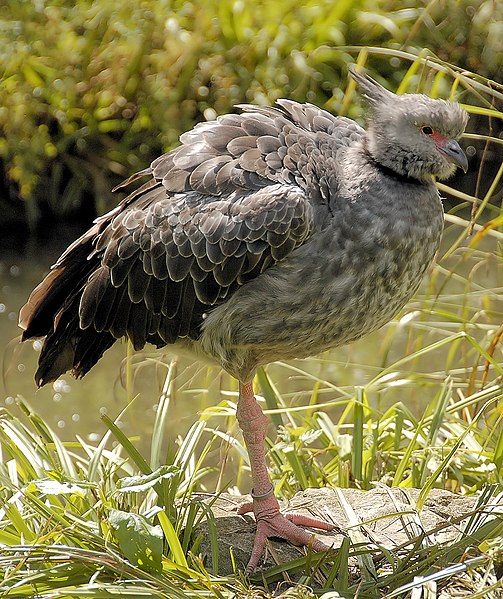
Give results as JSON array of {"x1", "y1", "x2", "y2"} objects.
[
  {"x1": 79, "y1": 182, "x2": 315, "y2": 349},
  {"x1": 21, "y1": 99, "x2": 365, "y2": 384},
  {"x1": 151, "y1": 100, "x2": 364, "y2": 197}
]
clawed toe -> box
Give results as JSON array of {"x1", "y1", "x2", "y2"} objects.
[
  {"x1": 238, "y1": 497, "x2": 334, "y2": 573},
  {"x1": 285, "y1": 512, "x2": 336, "y2": 531},
  {"x1": 245, "y1": 511, "x2": 331, "y2": 573}
]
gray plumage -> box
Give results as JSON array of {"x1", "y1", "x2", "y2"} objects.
[{"x1": 19, "y1": 67, "x2": 468, "y2": 386}]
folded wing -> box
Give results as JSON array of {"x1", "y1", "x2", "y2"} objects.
[{"x1": 20, "y1": 100, "x2": 364, "y2": 385}]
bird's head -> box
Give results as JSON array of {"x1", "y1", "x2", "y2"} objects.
[{"x1": 349, "y1": 65, "x2": 469, "y2": 181}]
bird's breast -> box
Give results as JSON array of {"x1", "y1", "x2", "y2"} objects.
[{"x1": 198, "y1": 177, "x2": 444, "y2": 380}]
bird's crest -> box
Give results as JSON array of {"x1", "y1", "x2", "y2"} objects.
[{"x1": 348, "y1": 65, "x2": 394, "y2": 107}]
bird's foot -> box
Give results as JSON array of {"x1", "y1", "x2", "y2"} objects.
[{"x1": 237, "y1": 489, "x2": 335, "y2": 573}]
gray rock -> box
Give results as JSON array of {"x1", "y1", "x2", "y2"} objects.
[{"x1": 192, "y1": 487, "x2": 477, "y2": 574}]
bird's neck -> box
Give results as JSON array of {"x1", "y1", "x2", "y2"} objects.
[{"x1": 364, "y1": 135, "x2": 431, "y2": 184}]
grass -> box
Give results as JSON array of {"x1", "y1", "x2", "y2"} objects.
[
  {"x1": 0, "y1": 373, "x2": 502, "y2": 597},
  {"x1": 0, "y1": 0, "x2": 501, "y2": 228},
  {"x1": 1, "y1": 48, "x2": 503, "y2": 599}
]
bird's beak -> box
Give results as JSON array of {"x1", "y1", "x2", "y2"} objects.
[{"x1": 440, "y1": 140, "x2": 468, "y2": 173}]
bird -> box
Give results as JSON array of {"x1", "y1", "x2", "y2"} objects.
[{"x1": 19, "y1": 66, "x2": 468, "y2": 572}]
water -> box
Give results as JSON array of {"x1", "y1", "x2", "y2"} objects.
[{"x1": 0, "y1": 221, "x2": 501, "y2": 477}]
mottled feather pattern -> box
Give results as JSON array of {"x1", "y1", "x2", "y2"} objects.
[
  {"x1": 151, "y1": 102, "x2": 365, "y2": 196},
  {"x1": 52, "y1": 100, "x2": 352, "y2": 371},
  {"x1": 80, "y1": 183, "x2": 315, "y2": 345}
]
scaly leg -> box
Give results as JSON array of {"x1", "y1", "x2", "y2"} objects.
[{"x1": 235, "y1": 381, "x2": 335, "y2": 573}]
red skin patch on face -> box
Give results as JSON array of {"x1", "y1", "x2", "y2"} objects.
[{"x1": 431, "y1": 131, "x2": 448, "y2": 147}]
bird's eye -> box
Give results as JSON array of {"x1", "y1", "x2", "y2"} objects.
[{"x1": 422, "y1": 126, "x2": 434, "y2": 135}]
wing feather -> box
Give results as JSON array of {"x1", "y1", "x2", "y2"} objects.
[
  {"x1": 23, "y1": 97, "x2": 366, "y2": 384},
  {"x1": 77, "y1": 182, "x2": 315, "y2": 350}
]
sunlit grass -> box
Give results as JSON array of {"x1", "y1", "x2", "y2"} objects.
[
  {"x1": 0, "y1": 367, "x2": 502, "y2": 596},
  {"x1": 1, "y1": 0, "x2": 500, "y2": 227}
]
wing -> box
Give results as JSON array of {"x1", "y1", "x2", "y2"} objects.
[
  {"x1": 80, "y1": 180, "x2": 314, "y2": 350},
  {"x1": 148, "y1": 101, "x2": 364, "y2": 198},
  {"x1": 21, "y1": 100, "x2": 364, "y2": 383}
]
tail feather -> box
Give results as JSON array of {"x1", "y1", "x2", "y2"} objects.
[
  {"x1": 20, "y1": 235, "x2": 119, "y2": 387},
  {"x1": 73, "y1": 328, "x2": 116, "y2": 380},
  {"x1": 34, "y1": 305, "x2": 116, "y2": 386},
  {"x1": 20, "y1": 242, "x2": 97, "y2": 340}
]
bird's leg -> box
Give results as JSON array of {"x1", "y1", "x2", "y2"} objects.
[{"x1": 235, "y1": 381, "x2": 335, "y2": 573}]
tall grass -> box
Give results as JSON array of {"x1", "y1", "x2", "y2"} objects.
[
  {"x1": 0, "y1": 0, "x2": 500, "y2": 228},
  {"x1": 0, "y1": 376, "x2": 502, "y2": 596}
]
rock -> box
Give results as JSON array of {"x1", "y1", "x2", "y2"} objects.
[{"x1": 191, "y1": 487, "x2": 477, "y2": 575}]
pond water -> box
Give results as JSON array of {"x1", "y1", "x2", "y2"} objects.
[{"x1": 0, "y1": 218, "x2": 501, "y2": 487}]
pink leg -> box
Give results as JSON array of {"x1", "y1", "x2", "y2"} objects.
[{"x1": 235, "y1": 381, "x2": 335, "y2": 573}]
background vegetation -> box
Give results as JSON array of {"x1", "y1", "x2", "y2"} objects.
[
  {"x1": 0, "y1": 0, "x2": 501, "y2": 230},
  {"x1": 0, "y1": 0, "x2": 502, "y2": 597}
]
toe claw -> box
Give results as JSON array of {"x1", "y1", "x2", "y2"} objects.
[
  {"x1": 242, "y1": 498, "x2": 334, "y2": 573},
  {"x1": 245, "y1": 523, "x2": 269, "y2": 573},
  {"x1": 237, "y1": 501, "x2": 254, "y2": 516},
  {"x1": 285, "y1": 512, "x2": 336, "y2": 531}
]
